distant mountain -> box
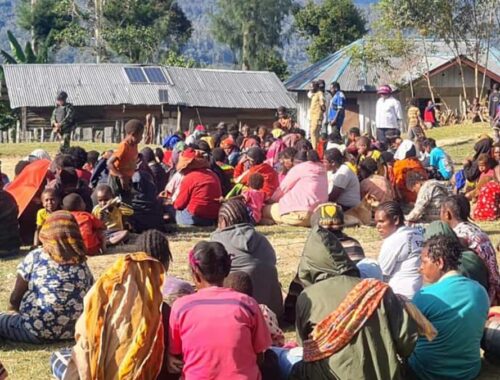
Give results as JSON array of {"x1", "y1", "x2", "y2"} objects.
[{"x1": 0, "y1": 0, "x2": 378, "y2": 75}]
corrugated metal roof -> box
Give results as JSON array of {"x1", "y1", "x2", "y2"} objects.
[
  {"x1": 285, "y1": 39, "x2": 500, "y2": 92},
  {"x1": 2, "y1": 64, "x2": 295, "y2": 109}
]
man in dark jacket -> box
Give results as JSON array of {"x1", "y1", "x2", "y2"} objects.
[{"x1": 51, "y1": 91, "x2": 76, "y2": 152}]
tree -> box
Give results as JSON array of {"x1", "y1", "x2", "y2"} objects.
[
  {"x1": 161, "y1": 50, "x2": 197, "y2": 68},
  {"x1": 101, "y1": 0, "x2": 192, "y2": 63},
  {"x1": 374, "y1": 0, "x2": 500, "y2": 110},
  {"x1": 294, "y1": 0, "x2": 366, "y2": 63},
  {"x1": 17, "y1": 0, "x2": 89, "y2": 57},
  {"x1": 1, "y1": 30, "x2": 47, "y2": 63},
  {"x1": 211, "y1": 0, "x2": 292, "y2": 72}
]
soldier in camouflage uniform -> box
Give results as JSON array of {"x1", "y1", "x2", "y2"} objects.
[{"x1": 50, "y1": 91, "x2": 75, "y2": 152}]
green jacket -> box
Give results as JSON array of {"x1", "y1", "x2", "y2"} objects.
[
  {"x1": 51, "y1": 103, "x2": 76, "y2": 133},
  {"x1": 290, "y1": 226, "x2": 418, "y2": 380}
]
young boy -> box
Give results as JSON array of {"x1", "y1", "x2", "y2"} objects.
[
  {"x1": 92, "y1": 184, "x2": 133, "y2": 245},
  {"x1": 107, "y1": 119, "x2": 144, "y2": 197},
  {"x1": 34, "y1": 188, "x2": 60, "y2": 246},
  {"x1": 63, "y1": 193, "x2": 105, "y2": 255},
  {"x1": 224, "y1": 271, "x2": 285, "y2": 347}
]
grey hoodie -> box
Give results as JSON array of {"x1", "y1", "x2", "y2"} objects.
[{"x1": 211, "y1": 223, "x2": 283, "y2": 317}]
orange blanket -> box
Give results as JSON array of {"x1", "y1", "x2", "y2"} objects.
[
  {"x1": 65, "y1": 252, "x2": 165, "y2": 380},
  {"x1": 5, "y1": 159, "x2": 50, "y2": 216},
  {"x1": 393, "y1": 158, "x2": 427, "y2": 203}
]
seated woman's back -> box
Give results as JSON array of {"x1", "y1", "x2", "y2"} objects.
[
  {"x1": 168, "y1": 241, "x2": 271, "y2": 380},
  {"x1": 274, "y1": 160, "x2": 328, "y2": 213}
]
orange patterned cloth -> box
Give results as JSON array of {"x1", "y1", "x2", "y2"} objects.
[
  {"x1": 65, "y1": 252, "x2": 165, "y2": 380},
  {"x1": 303, "y1": 279, "x2": 389, "y2": 362},
  {"x1": 39, "y1": 210, "x2": 87, "y2": 265}
]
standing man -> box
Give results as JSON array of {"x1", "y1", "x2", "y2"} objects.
[
  {"x1": 375, "y1": 85, "x2": 403, "y2": 145},
  {"x1": 308, "y1": 80, "x2": 325, "y2": 150},
  {"x1": 51, "y1": 91, "x2": 75, "y2": 152},
  {"x1": 328, "y1": 81, "x2": 346, "y2": 135},
  {"x1": 489, "y1": 83, "x2": 500, "y2": 143}
]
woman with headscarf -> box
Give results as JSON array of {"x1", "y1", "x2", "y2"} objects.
[
  {"x1": 0, "y1": 211, "x2": 93, "y2": 343},
  {"x1": 393, "y1": 140, "x2": 428, "y2": 203},
  {"x1": 233, "y1": 147, "x2": 279, "y2": 199},
  {"x1": 52, "y1": 229, "x2": 171, "y2": 380},
  {"x1": 173, "y1": 148, "x2": 222, "y2": 226},
  {"x1": 288, "y1": 223, "x2": 418, "y2": 380},
  {"x1": 211, "y1": 199, "x2": 283, "y2": 317}
]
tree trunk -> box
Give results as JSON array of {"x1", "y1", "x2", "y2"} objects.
[
  {"x1": 421, "y1": 37, "x2": 435, "y2": 103},
  {"x1": 242, "y1": 23, "x2": 250, "y2": 70},
  {"x1": 480, "y1": 10, "x2": 494, "y2": 100},
  {"x1": 31, "y1": 0, "x2": 37, "y2": 53}
]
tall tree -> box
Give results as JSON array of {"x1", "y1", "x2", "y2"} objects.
[
  {"x1": 211, "y1": 0, "x2": 292, "y2": 72},
  {"x1": 101, "y1": 0, "x2": 192, "y2": 63},
  {"x1": 294, "y1": 0, "x2": 366, "y2": 63},
  {"x1": 17, "y1": 0, "x2": 88, "y2": 57}
]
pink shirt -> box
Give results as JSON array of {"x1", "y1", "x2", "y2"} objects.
[
  {"x1": 271, "y1": 161, "x2": 328, "y2": 215},
  {"x1": 169, "y1": 287, "x2": 271, "y2": 380},
  {"x1": 242, "y1": 189, "x2": 266, "y2": 223}
]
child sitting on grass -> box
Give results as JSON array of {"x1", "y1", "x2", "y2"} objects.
[
  {"x1": 107, "y1": 119, "x2": 144, "y2": 199},
  {"x1": 224, "y1": 271, "x2": 285, "y2": 347},
  {"x1": 63, "y1": 193, "x2": 105, "y2": 255},
  {"x1": 241, "y1": 173, "x2": 266, "y2": 224},
  {"x1": 34, "y1": 188, "x2": 60, "y2": 246},
  {"x1": 92, "y1": 184, "x2": 133, "y2": 245}
]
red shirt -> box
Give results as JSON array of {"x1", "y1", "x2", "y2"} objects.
[
  {"x1": 169, "y1": 287, "x2": 271, "y2": 380},
  {"x1": 76, "y1": 169, "x2": 91, "y2": 185},
  {"x1": 233, "y1": 163, "x2": 279, "y2": 199},
  {"x1": 71, "y1": 211, "x2": 105, "y2": 255},
  {"x1": 173, "y1": 169, "x2": 222, "y2": 220}
]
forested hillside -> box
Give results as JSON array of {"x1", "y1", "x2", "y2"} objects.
[{"x1": 0, "y1": 0, "x2": 376, "y2": 75}]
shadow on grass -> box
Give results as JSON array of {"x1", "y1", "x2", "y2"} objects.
[{"x1": 0, "y1": 340, "x2": 67, "y2": 353}]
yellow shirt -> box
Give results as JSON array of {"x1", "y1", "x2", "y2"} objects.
[
  {"x1": 92, "y1": 204, "x2": 133, "y2": 230},
  {"x1": 36, "y1": 208, "x2": 50, "y2": 227},
  {"x1": 309, "y1": 91, "x2": 325, "y2": 123}
]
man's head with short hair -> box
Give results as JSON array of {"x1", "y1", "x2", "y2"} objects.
[
  {"x1": 440, "y1": 195, "x2": 470, "y2": 224},
  {"x1": 356, "y1": 136, "x2": 371, "y2": 156},
  {"x1": 59, "y1": 167, "x2": 79, "y2": 188},
  {"x1": 422, "y1": 138, "x2": 437, "y2": 153},
  {"x1": 348, "y1": 127, "x2": 360, "y2": 138},
  {"x1": 212, "y1": 147, "x2": 227, "y2": 163},
  {"x1": 223, "y1": 271, "x2": 253, "y2": 297},
  {"x1": 359, "y1": 157, "x2": 378, "y2": 180},
  {"x1": 324, "y1": 148, "x2": 344, "y2": 169},
  {"x1": 420, "y1": 235, "x2": 462, "y2": 284},
  {"x1": 53, "y1": 154, "x2": 76, "y2": 172},
  {"x1": 330, "y1": 81, "x2": 340, "y2": 92},
  {"x1": 56, "y1": 91, "x2": 68, "y2": 105},
  {"x1": 62, "y1": 193, "x2": 85, "y2": 212},
  {"x1": 86, "y1": 150, "x2": 99, "y2": 167},
  {"x1": 67, "y1": 146, "x2": 88, "y2": 169},
  {"x1": 405, "y1": 170, "x2": 427, "y2": 192}
]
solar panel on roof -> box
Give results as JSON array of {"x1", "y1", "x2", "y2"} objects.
[
  {"x1": 124, "y1": 67, "x2": 147, "y2": 83},
  {"x1": 144, "y1": 67, "x2": 168, "y2": 84}
]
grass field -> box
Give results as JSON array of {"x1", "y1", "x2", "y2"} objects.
[{"x1": 0, "y1": 123, "x2": 499, "y2": 379}]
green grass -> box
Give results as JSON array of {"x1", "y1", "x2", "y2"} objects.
[{"x1": 0, "y1": 122, "x2": 500, "y2": 379}]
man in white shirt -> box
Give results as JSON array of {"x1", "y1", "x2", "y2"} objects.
[{"x1": 375, "y1": 85, "x2": 403, "y2": 145}]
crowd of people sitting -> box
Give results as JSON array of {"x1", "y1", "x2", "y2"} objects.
[{"x1": 0, "y1": 100, "x2": 499, "y2": 380}]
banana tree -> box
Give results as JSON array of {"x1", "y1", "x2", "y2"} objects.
[{"x1": 0, "y1": 30, "x2": 48, "y2": 64}]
